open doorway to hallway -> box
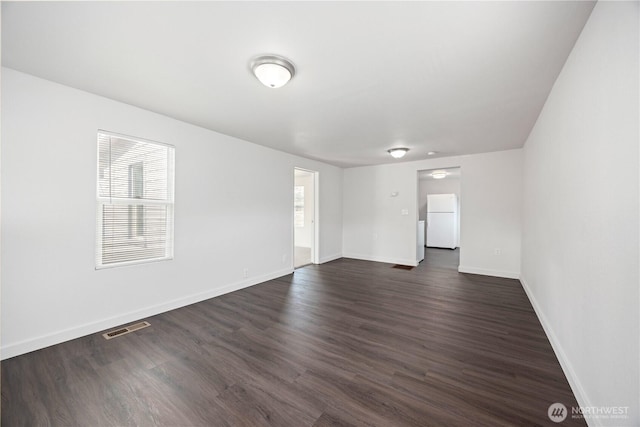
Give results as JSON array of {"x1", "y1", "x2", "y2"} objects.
[
  {"x1": 294, "y1": 168, "x2": 318, "y2": 268},
  {"x1": 417, "y1": 167, "x2": 461, "y2": 267}
]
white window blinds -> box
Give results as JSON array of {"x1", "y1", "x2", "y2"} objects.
[{"x1": 96, "y1": 131, "x2": 175, "y2": 268}]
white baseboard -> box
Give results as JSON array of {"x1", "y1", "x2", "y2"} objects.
[
  {"x1": 458, "y1": 265, "x2": 520, "y2": 279},
  {"x1": 1, "y1": 267, "x2": 294, "y2": 360},
  {"x1": 342, "y1": 252, "x2": 418, "y2": 267},
  {"x1": 519, "y1": 274, "x2": 597, "y2": 427},
  {"x1": 319, "y1": 253, "x2": 342, "y2": 264}
]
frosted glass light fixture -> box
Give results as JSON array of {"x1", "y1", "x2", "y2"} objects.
[
  {"x1": 431, "y1": 170, "x2": 448, "y2": 179},
  {"x1": 387, "y1": 148, "x2": 409, "y2": 159},
  {"x1": 251, "y1": 55, "x2": 296, "y2": 88}
]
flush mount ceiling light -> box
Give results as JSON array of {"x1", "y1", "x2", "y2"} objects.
[
  {"x1": 427, "y1": 151, "x2": 437, "y2": 156},
  {"x1": 431, "y1": 170, "x2": 448, "y2": 179},
  {"x1": 251, "y1": 55, "x2": 296, "y2": 88},
  {"x1": 387, "y1": 148, "x2": 409, "y2": 159}
]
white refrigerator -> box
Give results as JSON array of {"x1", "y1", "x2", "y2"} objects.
[{"x1": 426, "y1": 194, "x2": 458, "y2": 249}]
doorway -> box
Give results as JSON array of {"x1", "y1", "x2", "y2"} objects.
[
  {"x1": 294, "y1": 168, "x2": 317, "y2": 268},
  {"x1": 417, "y1": 167, "x2": 461, "y2": 268}
]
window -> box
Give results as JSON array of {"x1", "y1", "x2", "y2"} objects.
[
  {"x1": 96, "y1": 131, "x2": 175, "y2": 268},
  {"x1": 294, "y1": 185, "x2": 304, "y2": 227}
]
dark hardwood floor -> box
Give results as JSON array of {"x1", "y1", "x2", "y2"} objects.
[{"x1": 2, "y1": 249, "x2": 585, "y2": 426}]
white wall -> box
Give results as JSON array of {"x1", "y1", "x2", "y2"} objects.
[
  {"x1": 521, "y1": 2, "x2": 639, "y2": 426},
  {"x1": 343, "y1": 149, "x2": 522, "y2": 277},
  {"x1": 1, "y1": 68, "x2": 343, "y2": 359},
  {"x1": 418, "y1": 175, "x2": 461, "y2": 247}
]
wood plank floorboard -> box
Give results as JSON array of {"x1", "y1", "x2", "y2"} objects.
[{"x1": 2, "y1": 248, "x2": 585, "y2": 426}]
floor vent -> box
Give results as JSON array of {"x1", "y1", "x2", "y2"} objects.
[
  {"x1": 392, "y1": 264, "x2": 414, "y2": 270},
  {"x1": 102, "y1": 321, "x2": 150, "y2": 340}
]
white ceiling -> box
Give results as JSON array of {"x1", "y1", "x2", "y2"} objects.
[{"x1": 2, "y1": 1, "x2": 595, "y2": 168}]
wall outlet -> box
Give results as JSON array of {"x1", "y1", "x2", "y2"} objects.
[
  {"x1": 494, "y1": 248, "x2": 501, "y2": 255},
  {"x1": 243, "y1": 268, "x2": 249, "y2": 278},
  {"x1": 401, "y1": 209, "x2": 409, "y2": 215},
  {"x1": 373, "y1": 233, "x2": 378, "y2": 241},
  {"x1": 281, "y1": 254, "x2": 287, "y2": 264}
]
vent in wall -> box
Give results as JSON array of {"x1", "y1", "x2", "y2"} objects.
[
  {"x1": 392, "y1": 264, "x2": 414, "y2": 270},
  {"x1": 102, "y1": 321, "x2": 151, "y2": 340}
]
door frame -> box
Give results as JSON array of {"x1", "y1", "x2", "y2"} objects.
[
  {"x1": 293, "y1": 167, "x2": 319, "y2": 267},
  {"x1": 416, "y1": 167, "x2": 462, "y2": 266}
]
